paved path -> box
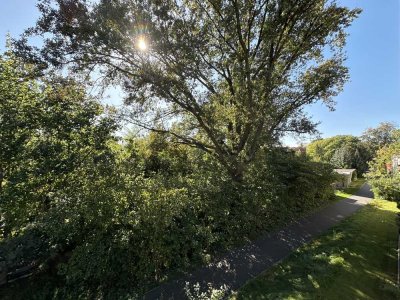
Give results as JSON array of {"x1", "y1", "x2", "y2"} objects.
[{"x1": 144, "y1": 184, "x2": 374, "y2": 299}]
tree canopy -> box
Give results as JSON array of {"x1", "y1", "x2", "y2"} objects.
[
  {"x1": 306, "y1": 135, "x2": 370, "y2": 173},
  {"x1": 0, "y1": 52, "x2": 118, "y2": 237},
  {"x1": 361, "y1": 122, "x2": 400, "y2": 153},
  {"x1": 15, "y1": 0, "x2": 360, "y2": 180}
]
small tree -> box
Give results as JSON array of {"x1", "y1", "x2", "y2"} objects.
[{"x1": 15, "y1": 0, "x2": 360, "y2": 181}]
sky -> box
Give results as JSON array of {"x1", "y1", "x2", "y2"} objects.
[{"x1": 0, "y1": 0, "x2": 399, "y2": 145}]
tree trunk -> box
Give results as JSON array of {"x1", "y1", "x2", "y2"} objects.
[
  {"x1": 230, "y1": 163, "x2": 245, "y2": 183},
  {"x1": 0, "y1": 165, "x2": 3, "y2": 193}
]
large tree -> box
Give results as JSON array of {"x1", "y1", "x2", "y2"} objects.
[
  {"x1": 15, "y1": 0, "x2": 360, "y2": 181},
  {"x1": 361, "y1": 122, "x2": 399, "y2": 153}
]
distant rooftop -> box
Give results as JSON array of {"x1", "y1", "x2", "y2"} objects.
[{"x1": 334, "y1": 169, "x2": 357, "y2": 174}]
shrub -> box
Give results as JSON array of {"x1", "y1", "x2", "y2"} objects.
[
  {"x1": 367, "y1": 142, "x2": 400, "y2": 201},
  {"x1": 368, "y1": 176, "x2": 400, "y2": 201}
]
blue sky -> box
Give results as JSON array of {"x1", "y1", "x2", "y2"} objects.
[{"x1": 1, "y1": 0, "x2": 399, "y2": 144}]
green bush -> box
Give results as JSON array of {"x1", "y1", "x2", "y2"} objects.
[
  {"x1": 367, "y1": 142, "x2": 400, "y2": 202},
  {"x1": 369, "y1": 176, "x2": 400, "y2": 201}
]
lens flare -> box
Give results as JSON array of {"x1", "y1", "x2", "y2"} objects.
[{"x1": 136, "y1": 36, "x2": 148, "y2": 51}]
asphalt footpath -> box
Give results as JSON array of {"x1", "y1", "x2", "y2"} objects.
[{"x1": 144, "y1": 184, "x2": 374, "y2": 299}]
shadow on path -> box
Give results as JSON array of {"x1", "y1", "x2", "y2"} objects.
[{"x1": 144, "y1": 184, "x2": 374, "y2": 299}]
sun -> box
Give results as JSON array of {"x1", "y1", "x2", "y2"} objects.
[{"x1": 136, "y1": 36, "x2": 148, "y2": 51}]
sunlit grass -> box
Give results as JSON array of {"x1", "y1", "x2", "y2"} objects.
[
  {"x1": 233, "y1": 199, "x2": 400, "y2": 300},
  {"x1": 335, "y1": 178, "x2": 366, "y2": 200}
]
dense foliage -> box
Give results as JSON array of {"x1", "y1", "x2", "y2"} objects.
[
  {"x1": 0, "y1": 53, "x2": 119, "y2": 290},
  {"x1": 0, "y1": 54, "x2": 337, "y2": 298},
  {"x1": 15, "y1": 0, "x2": 360, "y2": 181},
  {"x1": 364, "y1": 123, "x2": 400, "y2": 202},
  {"x1": 361, "y1": 122, "x2": 400, "y2": 153},
  {"x1": 306, "y1": 135, "x2": 371, "y2": 174},
  {"x1": 367, "y1": 142, "x2": 400, "y2": 202},
  {"x1": 0, "y1": 0, "x2": 365, "y2": 298}
]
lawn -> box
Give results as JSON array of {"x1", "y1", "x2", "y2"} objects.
[
  {"x1": 335, "y1": 178, "x2": 367, "y2": 200},
  {"x1": 233, "y1": 198, "x2": 400, "y2": 300}
]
